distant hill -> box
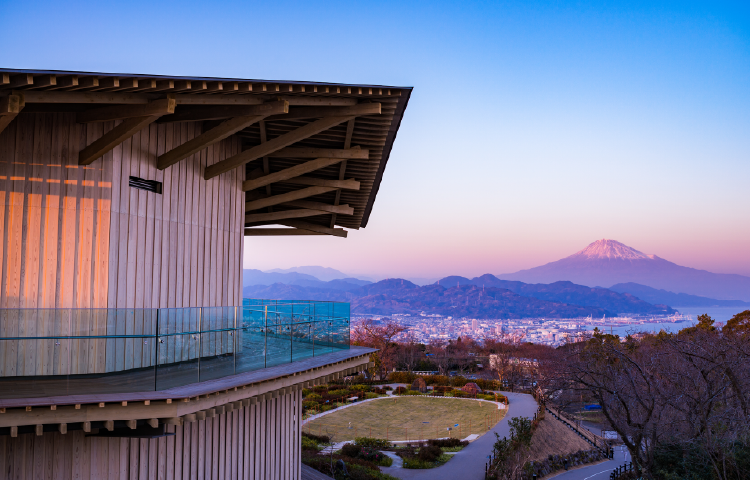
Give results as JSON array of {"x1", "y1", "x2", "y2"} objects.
[
  {"x1": 264, "y1": 266, "x2": 353, "y2": 282},
  {"x1": 438, "y1": 274, "x2": 675, "y2": 316},
  {"x1": 243, "y1": 277, "x2": 675, "y2": 319},
  {"x1": 243, "y1": 269, "x2": 371, "y2": 290},
  {"x1": 497, "y1": 239, "x2": 750, "y2": 301},
  {"x1": 609, "y1": 282, "x2": 750, "y2": 308}
]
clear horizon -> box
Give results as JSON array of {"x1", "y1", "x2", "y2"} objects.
[{"x1": 5, "y1": 1, "x2": 748, "y2": 278}]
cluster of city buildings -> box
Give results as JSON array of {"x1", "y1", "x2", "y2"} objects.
[{"x1": 356, "y1": 312, "x2": 690, "y2": 346}]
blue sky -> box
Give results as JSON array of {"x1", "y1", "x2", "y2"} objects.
[{"x1": 2, "y1": 0, "x2": 749, "y2": 278}]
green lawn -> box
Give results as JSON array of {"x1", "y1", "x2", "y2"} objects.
[{"x1": 303, "y1": 397, "x2": 505, "y2": 442}]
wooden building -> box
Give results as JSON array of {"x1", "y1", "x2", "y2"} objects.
[{"x1": 0, "y1": 69, "x2": 410, "y2": 479}]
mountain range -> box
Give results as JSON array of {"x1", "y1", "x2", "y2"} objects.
[
  {"x1": 243, "y1": 275, "x2": 676, "y2": 318},
  {"x1": 498, "y1": 239, "x2": 750, "y2": 301},
  {"x1": 244, "y1": 239, "x2": 750, "y2": 316}
]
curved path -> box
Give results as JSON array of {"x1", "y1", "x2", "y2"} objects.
[
  {"x1": 381, "y1": 392, "x2": 538, "y2": 480},
  {"x1": 547, "y1": 446, "x2": 630, "y2": 480}
]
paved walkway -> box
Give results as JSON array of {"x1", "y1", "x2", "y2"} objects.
[
  {"x1": 547, "y1": 446, "x2": 631, "y2": 480},
  {"x1": 381, "y1": 392, "x2": 538, "y2": 480}
]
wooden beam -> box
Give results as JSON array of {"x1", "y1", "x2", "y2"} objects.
[
  {"x1": 281, "y1": 176, "x2": 360, "y2": 190},
  {"x1": 158, "y1": 105, "x2": 268, "y2": 123},
  {"x1": 77, "y1": 95, "x2": 176, "y2": 123},
  {"x1": 242, "y1": 157, "x2": 344, "y2": 191},
  {"x1": 244, "y1": 186, "x2": 336, "y2": 212},
  {"x1": 331, "y1": 118, "x2": 356, "y2": 227},
  {"x1": 278, "y1": 96, "x2": 357, "y2": 107},
  {"x1": 282, "y1": 200, "x2": 353, "y2": 215},
  {"x1": 6, "y1": 74, "x2": 33, "y2": 89},
  {"x1": 266, "y1": 146, "x2": 368, "y2": 159},
  {"x1": 265, "y1": 103, "x2": 380, "y2": 121},
  {"x1": 0, "y1": 95, "x2": 22, "y2": 114},
  {"x1": 245, "y1": 209, "x2": 324, "y2": 223},
  {"x1": 244, "y1": 228, "x2": 327, "y2": 236},
  {"x1": 157, "y1": 100, "x2": 288, "y2": 170},
  {"x1": 174, "y1": 95, "x2": 264, "y2": 106},
  {"x1": 0, "y1": 94, "x2": 23, "y2": 136},
  {"x1": 280, "y1": 220, "x2": 347, "y2": 238},
  {"x1": 18, "y1": 90, "x2": 151, "y2": 104},
  {"x1": 79, "y1": 115, "x2": 162, "y2": 165},
  {"x1": 204, "y1": 115, "x2": 354, "y2": 179},
  {"x1": 28, "y1": 75, "x2": 56, "y2": 89}
]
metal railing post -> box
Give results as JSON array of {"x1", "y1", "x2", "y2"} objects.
[{"x1": 264, "y1": 306, "x2": 267, "y2": 369}]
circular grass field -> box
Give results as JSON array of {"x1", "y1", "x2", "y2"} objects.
[{"x1": 303, "y1": 396, "x2": 505, "y2": 442}]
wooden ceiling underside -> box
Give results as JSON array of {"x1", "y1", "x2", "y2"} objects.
[{"x1": 0, "y1": 70, "x2": 411, "y2": 237}]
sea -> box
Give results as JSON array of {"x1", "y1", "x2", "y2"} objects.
[{"x1": 584, "y1": 306, "x2": 746, "y2": 336}]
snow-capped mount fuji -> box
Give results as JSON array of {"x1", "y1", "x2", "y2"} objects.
[
  {"x1": 573, "y1": 239, "x2": 655, "y2": 261},
  {"x1": 498, "y1": 239, "x2": 750, "y2": 301}
]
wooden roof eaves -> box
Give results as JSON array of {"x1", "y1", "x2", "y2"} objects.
[
  {"x1": 359, "y1": 87, "x2": 412, "y2": 228},
  {"x1": 0, "y1": 68, "x2": 410, "y2": 93}
]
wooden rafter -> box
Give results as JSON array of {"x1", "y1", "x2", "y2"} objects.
[
  {"x1": 244, "y1": 228, "x2": 326, "y2": 236},
  {"x1": 159, "y1": 102, "x2": 378, "y2": 123},
  {"x1": 204, "y1": 115, "x2": 355, "y2": 179},
  {"x1": 280, "y1": 220, "x2": 347, "y2": 238},
  {"x1": 244, "y1": 186, "x2": 337, "y2": 212},
  {"x1": 263, "y1": 103, "x2": 380, "y2": 122},
  {"x1": 245, "y1": 209, "x2": 324, "y2": 223},
  {"x1": 77, "y1": 95, "x2": 176, "y2": 123},
  {"x1": 157, "y1": 100, "x2": 288, "y2": 170},
  {"x1": 267, "y1": 146, "x2": 368, "y2": 159},
  {"x1": 281, "y1": 200, "x2": 353, "y2": 215},
  {"x1": 79, "y1": 115, "x2": 165, "y2": 165},
  {"x1": 242, "y1": 157, "x2": 345, "y2": 192},
  {"x1": 0, "y1": 94, "x2": 23, "y2": 136},
  {"x1": 281, "y1": 177, "x2": 360, "y2": 190},
  {"x1": 331, "y1": 119, "x2": 356, "y2": 227}
]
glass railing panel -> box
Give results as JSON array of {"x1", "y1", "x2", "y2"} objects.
[
  {"x1": 291, "y1": 321, "x2": 314, "y2": 362},
  {"x1": 236, "y1": 307, "x2": 267, "y2": 373},
  {"x1": 0, "y1": 337, "x2": 71, "y2": 397},
  {"x1": 70, "y1": 335, "x2": 156, "y2": 394},
  {"x1": 155, "y1": 308, "x2": 201, "y2": 390},
  {"x1": 199, "y1": 307, "x2": 236, "y2": 382},
  {"x1": 0, "y1": 301, "x2": 350, "y2": 398}
]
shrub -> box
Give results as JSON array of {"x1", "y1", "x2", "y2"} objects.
[
  {"x1": 382, "y1": 386, "x2": 393, "y2": 391},
  {"x1": 350, "y1": 384, "x2": 370, "y2": 392},
  {"x1": 389, "y1": 371, "x2": 417, "y2": 383},
  {"x1": 302, "y1": 431, "x2": 330, "y2": 443},
  {"x1": 371, "y1": 387, "x2": 385, "y2": 394},
  {"x1": 364, "y1": 392, "x2": 379, "y2": 399},
  {"x1": 418, "y1": 445, "x2": 443, "y2": 462},
  {"x1": 355, "y1": 437, "x2": 391, "y2": 449},
  {"x1": 433, "y1": 386, "x2": 454, "y2": 393},
  {"x1": 423, "y1": 374, "x2": 449, "y2": 386},
  {"x1": 428, "y1": 438, "x2": 467, "y2": 448},
  {"x1": 328, "y1": 389, "x2": 350, "y2": 397},
  {"x1": 341, "y1": 443, "x2": 360, "y2": 458},
  {"x1": 320, "y1": 405, "x2": 333, "y2": 412},
  {"x1": 402, "y1": 389, "x2": 423, "y2": 396},
  {"x1": 394, "y1": 386, "x2": 407, "y2": 394},
  {"x1": 313, "y1": 385, "x2": 328, "y2": 393},
  {"x1": 450, "y1": 376, "x2": 468, "y2": 387},
  {"x1": 302, "y1": 436, "x2": 320, "y2": 450},
  {"x1": 302, "y1": 388, "x2": 311, "y2": 397},
  {"x1": 305, "y1": 393, "x2": 322, "y2": 402},
  {"x1": 302, "y1": 400, "x2": 320, "y2": 410}
]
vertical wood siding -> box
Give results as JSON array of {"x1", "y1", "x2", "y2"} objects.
[
  {"x1": 0, "y1": 113, "x2": 245, "y2": 376},
  {"x1": 0, "y1": 390, "x2": 301, "y2": 480}
]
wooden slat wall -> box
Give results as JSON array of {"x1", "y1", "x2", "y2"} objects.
[
  {"x1": 0, "y1": 390, "x2": 301, "y2": 480},
  {"x1": 0, "y1": 113, "x2": 245, "y2": 377}
]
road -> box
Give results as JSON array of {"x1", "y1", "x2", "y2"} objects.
[{"x1": 381, "y1": 391, "x2": 538, "y2": 480}]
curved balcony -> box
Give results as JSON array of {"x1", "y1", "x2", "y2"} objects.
[{"x1": 0, "y1": 299, "x2": 350, "y2": 399}]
